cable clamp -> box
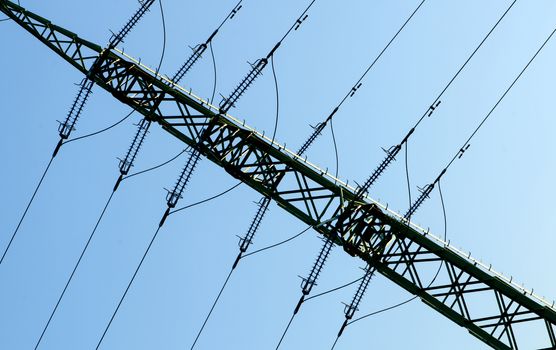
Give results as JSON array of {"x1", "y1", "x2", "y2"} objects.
[
  {"x1": 230, "y1": 4, "x2": 243, "y2": 19},
  {"x1": 427, "y1": 100, "x2": 441, "y2": 117},
  {"x1": 458, "y1": 144, "x2": 471, "y2": 159},
  {"x1": 294, "y1": 14, "x2": 309, "y2": 30},
  {"x1": 350, "y1": 83, "x2": 363, "y2": 97}
]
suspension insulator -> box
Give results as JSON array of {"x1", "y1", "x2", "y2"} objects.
[
  {"x1": 166, "y1": 149, "x2": 202, "y2": 209},
  {"x1": 171, "y1": 44, "x2": 207, "y2": 84},
  {"x1": 219, "y1": 58, "x2": 268, "y2": 114},
  {"x1": 58, "y1": 79, "x2": 94, "y2": 140},
  {"x1": 108, "y1": 0, "x2": 155, "y2": 48},
  {"x1": 119, "y1": 118, "x2": 151, "y2": 176}
]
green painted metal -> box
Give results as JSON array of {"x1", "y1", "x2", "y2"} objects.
[{"x1": 2, "y1": 1, "x2": 556, "y2": 348}]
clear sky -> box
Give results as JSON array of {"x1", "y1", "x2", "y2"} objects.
[{"x1": 1, "y1": 0, "x2": 556, "y2": 349}]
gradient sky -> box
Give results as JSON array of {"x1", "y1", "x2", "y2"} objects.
[{"x1": 1, "y1": 1, "x2": 556, "y2": 349}]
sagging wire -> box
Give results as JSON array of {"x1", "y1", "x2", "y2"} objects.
[
  {"x1": 243, "y1": 0, "x2": 423, "y2": 265},
  {"x1": 330, "y1": 179, "x2": 449, "y2": 350},
  {"x1": 95, "y1": 4, "x2": 251, "y2": 334},
  {"x1": 158, "y1": 4, "x2": 233, "y2": 250},
  {"x1": 275, "y1": 4, "x2": 434, "y2": 347},
  {"x1": 112, "y1": 0, "x2": 238, "y2": 208},
  {"x1": 330, "y1": 120, "x2": 339, "y2": 179},
  {"x1": 189, "y1": 2, "x2": 426, "y2": 347},
  {"x1": 115, "y1": 0, "x2": 241, "y2": 194},
  {"x1": 218, "y1": 0, "x2": 317, "y2": 114},
  {"x1": 242, "y1": 225, "x2": 312, "y2": 260},
  {"x1": 96, "y1": 142, "x2": 228, "y2": 349},
  {"x1": 95, "y1": 158, "x2": 205, "y2": 350},
  {"x1": 270, "y1": 54, "x2": 280, "y2": 143},
  {"x1": 30, "y1": 2, "x2": 166, "y2": 348},
  {"x1": 404, "y1": 142, "x2": 412, "y2": 218},
  {"x1": 305, "y1": 275, "x2": 365, "y2": 303},
  {"x1": 331, "y1": 24, "x2": 556, "y2": 348},
  {"x1": 355, "y1": 0, "x2": 517, "y2": 199},
  {"x1": 188, "y1": 3, "x2": 322, "y2": 348},
  {"x1": 55, "y1": 0, "x2": 166, "y2": 155},
  {"x1": 331, "y1": 185, "x2": 449, "y2": 348},
  {"x1": 0, "y1": 0, "x2": 157, "y2": 266},
  {"x1": 123, "y1": 148, "x2": 188, "y2": 181},
  {"x1": 330, "y1": 125, "x2": 413, "y2": 347},
  {"x1": 154, "y1": 0, "x2": 166, "y2": 74},
  {"x1": 192, "y1": 216, "x2": 338, "y2": 349},
  {"x1": 209, "y1": 41, "x2": 218, "y2": 104},
  {"x1": 55, "y1": 0, "x2": 157, "y2": 156},
  {"x1": 170, "y1": 182, "x2": 242, "y2": 215},
  {"x1": 61, "y1": 110, "x2": 135, "y2": 146},
  {"x1": 271, "y1": 113, "x2": 342, "y2": 342}
]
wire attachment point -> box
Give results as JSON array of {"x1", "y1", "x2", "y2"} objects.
[
  {"x1": 458, "y1": 144, "x2": 471, "y2": 159},
  {"x1": 219, "y1": 58, "x2": 268, "y2": 114},
  {"x1": 349, "y1": 83, "x2": 362, "y2": 97},
  {"x1": 294, "y1": 14, "x2": 309, "y2": 30},
  {"x1": 229, "y1": 4, "x2": 242, "y2": 19},
  {"x1": 427, "y1": 100, "x2": 441, "y2": 117}
]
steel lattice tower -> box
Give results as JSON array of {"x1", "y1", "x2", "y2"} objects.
[{"x1": 1, "y1": 1, "x2": 556, "y2": 349}]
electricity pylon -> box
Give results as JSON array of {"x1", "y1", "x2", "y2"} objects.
[{"x1": 1, "y1": 2, "x2": 555, "y2": 349}]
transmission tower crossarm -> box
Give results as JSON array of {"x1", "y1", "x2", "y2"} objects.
[
  {"x1": 5, "y1": 3, "x2": 556, "y2": 349},
  {"x1": 0, "y1": 1, "x2": 101, "y2": 74}
]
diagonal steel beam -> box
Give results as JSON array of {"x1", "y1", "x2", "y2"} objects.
[{"x1": 2, "y1": 2, "x2": 556, "y2": 348}]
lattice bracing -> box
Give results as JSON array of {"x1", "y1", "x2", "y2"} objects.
[{"x1": 2, "y1": 2, "x2": 556, "y2": 348}]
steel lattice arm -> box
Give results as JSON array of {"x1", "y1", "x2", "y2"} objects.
[{"x1": 2, "y1": 2, "x2": 556, "y2": 349}]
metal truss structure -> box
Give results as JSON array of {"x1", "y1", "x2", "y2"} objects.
[{"x1": 1, "y1": 1, "x2": 555, "y2": 348}]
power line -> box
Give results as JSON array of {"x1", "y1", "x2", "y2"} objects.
[
  {"x1": 0, "y1": 156, "x2": 53, "y2": 265},
  {"x1": 188, "y1": 3, "x2": 426, "y2": 347},
  {"x1": 5, "y1": 0, "x2": 556, "y2": 348},
  {"x1": 333, "y1": 24, "x2": 556, "y2": 335},
  {"x1": 114, "y1": 0, "x2": 239, "y2": 192},
  {"x1": 219, "y1": 0, "x2": 318, "y2": 114},
  {"x1": 332, "y1": 0, "x2": 426, "y2": 112},
  {"x1": 298, "y1": 0, "x2": 425, "y2": 156},
  {"x1": 273, "y1": 3, "x2": 431, "y2": 345},
  {"x1": 328, "y1": 141, "x2": 419, "y2": 346},
  {"x1": 275, "y1": 237, "x2": 334, "y2": 349},
  {"x1": 123, "y1": 148, "x2": 189, "y2": 181},
  {"x1": 242, "y1": 226, "x2": 312, "y2": 259},
  {"x1": 331, "y1": 180, "x2": 450, "y2": 349},
  {"x1": 355, "y1": 0, "x2": 517, "y2": 198},
  {"x1": 95, "y1": 225, "x2": 163, "y2": 350},
  {"x1": 270, "y1": 54, "x2": 280, "y2": 142},
  {"x1": 33, "y1": 189, "x2": 116, "y2": 350},
  {"x1": 172, "y1": 1, "x2": 242, "y2": 84},
  {"x1": 31, "y1": 2, "x2": 168, "y2": 347},
  {"x1": 62, "y1": 110, "x2": 135, "y2": 146},
  {"x1": 170, "y1": 182, "x2": 242, "y2": 215},
  {"x1": 405, "y1": 22, "x2": 556, "y2": 220},
  {"x1": 0, "y1": 0, "x2": 157, "y2": 266}
]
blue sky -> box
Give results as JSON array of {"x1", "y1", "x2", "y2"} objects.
[{"x1": 1, "y1": 0, "x2": 556, "y2": 349}]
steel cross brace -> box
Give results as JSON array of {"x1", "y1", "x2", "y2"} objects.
[{"x1": 2, "y1": 1, "x2": 556, "y2": 348}]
